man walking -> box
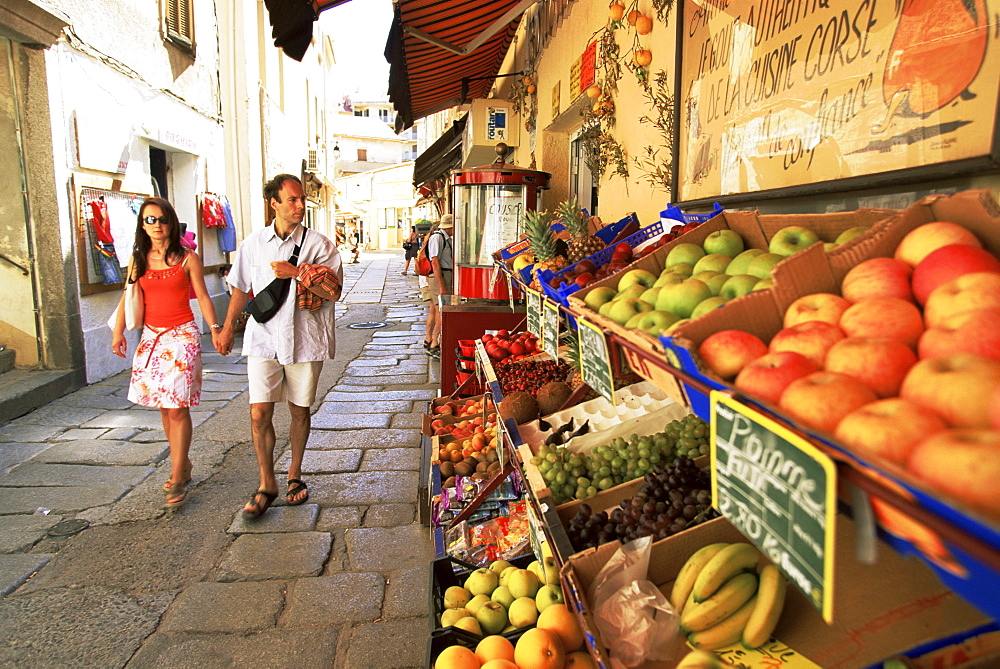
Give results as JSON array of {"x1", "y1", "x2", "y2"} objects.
[
  {"x1": 216, "y1": 174, "x2": 343, "y2": 517},
  {"x1": 424, "y1": 214, "x2": 454, "y2": 359}
]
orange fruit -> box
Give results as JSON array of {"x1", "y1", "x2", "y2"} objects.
[
  {"x1": 634, "y1": 49, "x2": 652, "y2": 66},
  {"x1": 527, "y1": 84, "x2": 536, "y2": 94},
  {"x1": 435, "y1": 644, "x2": 480, "y2": 669},
  {"x1": 537, "y1": 604, "x2": 584, "y2": 653},
  {"x1": 481, "y1": 660, "x2": 518, "y2": 669},
  {"x1": 566, "y1": 651, "x2": 597, "y2": 669},
  {"x1": 476, "y1": 635, "x2": 515, "y2": 664},
  {"x1": 586, "y1": 85, "x2": 602, "y2": 99},
  {"x1": 514, "y1": 628, "x2": 566, "y2": 669},
  {"x1": 608, "y1": 3, "x2": 625, "y2": 20},
  {"x1": 627, "y1": 9, "x2": 640, "y2": 25},
  {"x1": 636, "y1": 15, "x2": 653, "y2": 34}
]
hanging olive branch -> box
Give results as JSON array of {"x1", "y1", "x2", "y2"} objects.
[{"x1": 633, "y1": 69, "x2": 675, "y2": 192}]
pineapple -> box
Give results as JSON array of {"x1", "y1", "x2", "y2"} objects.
[
  {"x1": 558, "y1": 197, "x2": 604, "y2": 264},
  {"x1": 523, "y1": 209, "x2": 568, "y2": 289}
]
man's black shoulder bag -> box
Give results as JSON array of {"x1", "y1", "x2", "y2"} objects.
[{"x1": 246, "y1": 229, "x2": 305, "y2": 324}]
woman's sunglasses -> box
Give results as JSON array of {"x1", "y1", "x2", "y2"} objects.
[{"x1": 143, "y1": 216, "x2": 169, "y2": 226}]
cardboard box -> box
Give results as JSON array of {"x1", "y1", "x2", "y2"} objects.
[{"x1": 560, "y1": 516, "x2": 990, "y2": 669}]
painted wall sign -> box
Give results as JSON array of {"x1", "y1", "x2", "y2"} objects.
[{"x1": 679, "y1": 0, "x2": 1000, "y2": 200}]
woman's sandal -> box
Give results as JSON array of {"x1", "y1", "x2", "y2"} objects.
[
  {"x1": 164, "y1": 482, "x2": 187, "y2": 510},
  {"x1": 163, "y1": 462, "x2": 193, "y2": 491},
  {"x1": 243, "y1": 489, "x2": 277, "y2": 518},
  {"x1": 286, "y1": 479, "x2": 309, "y2": 506}
]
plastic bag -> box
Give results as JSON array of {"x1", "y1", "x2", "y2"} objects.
[{"x1": 589, "y1": 537, "x2": 682, "y2": 667}]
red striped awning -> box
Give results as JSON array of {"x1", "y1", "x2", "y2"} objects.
[{"x1": 386, "y1": 0, "x2": 534, "y2": 131}]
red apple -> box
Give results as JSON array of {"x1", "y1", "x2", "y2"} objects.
[
  {"x1": 768, "y1": 320, "x2": 845, "y2": 368},
  {"x1": 734, "y1": 351, "x2": 818, "y2": 406},
  {"x1": 838, "y1": 297, "x2": 924, "y2": 348},
  {"x1": 698, "y1": 330, "x2": 768, "y2": 380},
  {"x1": 778, "y1": 371, "x2": 878, "y2": 434},
  {"x1": 911, "y1": 244, "x2": 1000, "y2": 304},
  {"x1": 783, "y1": 293, "x2": 851, "y2": 328},
  {"x1": 824, "y1": 337, "x2": 917, "y2": 398},
  {"x1": 919, "y1": 310, "x2": 1000, "y2": 361},
  {"x1": 840, "y1": 257, "x2": 914, "y2": 304},
  {"x1": 908, "y1": 428, "x2": 1000, "y2": 513},
  {"x1": 923, "y1": 272, "x2": 1000, "y2": 327},
  {"x1": 900, "y1": 353, "x2": 1000, "y2": 427},
  {"x1": 990, "y1": 386, "x2": 1000, "y2": 429},
  {"x1": 894, "y1": 221, "x2": 982, "y2": 267},
  {"x1": 575, "y1": 272, "x2": 595, "y2": 288},
  {"x1": 834, "y1": 398, "x2": 947, "y2": 465}
]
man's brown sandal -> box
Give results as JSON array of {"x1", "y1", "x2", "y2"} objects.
[{"x1": 286, "y1": 479, "x2": 309, "y2": 506}]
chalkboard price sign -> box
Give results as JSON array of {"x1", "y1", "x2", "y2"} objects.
[
  {"x1": 542, "y1": 299, "x2": 560, "y2": 354},
  {"x1": 577, "y1": 319, "x2": 616, "y2": 404},
  {"x1": 710, "y1": 392, "x2": 837, "y2": 623},
  {"x1": 525, "y1": 288, "x2": 542, "y2": 340}
]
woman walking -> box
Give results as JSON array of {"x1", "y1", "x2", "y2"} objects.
[
  {"x1": 401, "y1": 225, "x2": 419, "y2": 274},
  {"x1": 111, "y1": 198, "x2": 222, "y2": 509}
]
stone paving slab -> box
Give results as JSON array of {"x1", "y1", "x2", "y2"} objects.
[
  {"x1": 227, "y1": 504, "x2": 320, "y2": 534},
  {"x1": 315, "y1": 400, "x2": 413, "y2": 415},
  {"x1": 130, "y1": 430, "x2": 167, "y2": 442},
  {"x1": 0, "y1": 443, "x2": 51, "y2": 474},
  {"x1": 0, "y1": 553, "x2": 52, "y2": 597},
  {"x1": 0, "y1": 463, "x2": 153, "y2": 488},
  {"x1": 78, "y1": 410, "x2": 169, "y2": 430},
  {"x1": 282, "y1": 571, "x2": 384, "y2": 627},
  {"x1": 310, "y1": 409, "x2": 392, "y2": 430},
  {"x1": 31, "y1": 439, "x2": 166, "y2": 466},
  {"x1": 345, "y1": 525, "x2": 435, "y2": 571},
  {"x1": 0, "y1": 424, "x2": 63, "y2": 443},
  {"x1": 360, "y1": 448, "x2": 421, "y2": 472},
  {"x1": 382, "y1": 566, "x2": 430, "y2": 619},
  {"x1": 364, "y1": 504, "x2": 416, "y2": 527},
  {"x1": 100, "y1": 427, "x2": 140, "y2": 440},
  {"x1": 372, "y1": 331, "x2": 421, "y2": 341},
  {"x1": 215, "y1": 532, "x2": 332, "y2": 582},
  {"x1": 0, "y1": 584, "x2": 170, "y2": 665},
  {"x1": 199, "y1": 390, "x2": 243, "y2": 401},
  {"x1": 127, "y1": 629, "x2": 340, "y2": 669},
  {"x1": 347, "y1": 357, "x2": 401, "y2": 367},
  {"x1": 48, "y1": 394, "x2": 134, "y2": 410},
  {"x1": 342, "y1": 617, "x2": 429, "y2": 668},
  {"x1": 11, "y1": 406, "x2": 105, "y2": 427},
  {"x1": 344, "y1": 365, "x2": 427, "y2": 378},
  {"x1": 276, "y1": 449, "x2": 362, "y2": 474},
  {"x1": 201, "y1": 362, "x2": 249, "y2": 375},
  {"x1": 0, "y1": 484, "x2": 130, "y2": 515},
  {"x1": 330, "y1": 384, "x2": 382, "y2": 393},
  {"x1": 0, "y1": 514, "x2": 63, "y2": 553},
  {"x1": 159, "y1": 581, "x2": 287, "y2": 633},
  {"x1": 317, "y1": 506, "x2": 363, "y2": 530},
  {"x1": 309, "y1": 471, "x2": 419, "y2": 506},
  {"x1": 337, "y1": 376, "x2": 385, "y2": 386},
  {"x1": 53, "y1": 428, "x2": 107, "y2": 441},
  {"x1": 323, "y1": 390, "x2": 438, "y2": 402},
  {"x1": 309, "y1": 428, "x2": 421, "y2": 450}
]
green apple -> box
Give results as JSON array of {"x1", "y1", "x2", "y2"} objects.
[
  {"x1": 441, "y1": 607, "x2": 472, "y2": 627},
  {"x1": 834, "y1": 225, "x2": 870, "y2": 245},
  {"x1": 666, "y1": 262, "x2": 694, "y2": 277},
  {"x1": 489, "y1": 560, "x2": 513, "y2": 575},
  {"x1": 638, "y1": 286, "x2": 662, "y2": 306},
  {"x1": 719, "y1": 274, "x2": 759, "y2": 300},
  {"x1": 598, "y1": 301, "x2": 615, "y2": 317},
  {"x1": 746, "y1": 252, "x2": 784, "y2": 280},
  {"x1": 475, "y1": 601, "x2": 509, "y2": 635},
  {"x1": 656, "y1": 279, "x2": 713, "y2": 318},
  {"x1": 491, "y1": 585, "x2": 515, "y2": 609},
  {"x1": 454, "y1": 616, "x2": 482, "y2": 636},
  {"x1": 691, "y1": 295, "x2": 729, "y2": 319},
  {"x1": 540, "y1": 557, "x2": 559, "y2": 585},
  {"x1": 725, "y1": 248, "x2": 767, "y2": 275},
  {"x1": 823, "y1": 242, "x2": 837, "y2": 252},
  {"x1": 702, "y1": 229, "x2": 745, "y2": 258},
  {"x1": 607, "y1": 297, "x2": 652, "y2": 325},
  {"x1": 499, "y1": 566, "x2": 519, "y2": 587},
  {"x1": 654, "y1": 271, "x2": 687, "y2": 288},
  {"x1": 692, "y1": 253, "x2": 732, "y2": 275},
  {"x1": 444, "y1": 585, "x2": 472, "y2": 610},
  {"x1": 666, "y1": 242, "x2": 705, "y2": 267},
  {"x1": 769, "y1": 225, "x2": 821, "y2": 256},
  {"x1": 465, "y1": 593, "x2": 491, "y2": 616},
  {"x1": 535, "y1": 583, "x2": 564, "y2": 612},
  {"x1": 753, "y1": 277, "x2": 775, "y2": 291},
  {"x1": 507, "y1": 568, "x2": 541, "y2": 599},
  {"x1": 624, "y1": 312, "x2": 646, "y2": 329},
  {"x1": 617, "y1": 268, "x2": 657, "y2": 291},
  {"x1": 464, "y1": 568, "x2": 499, "y2": 596},
  {"x1": 614, "y1": 284, "x2": 647, "y2": 301},
  {"x1": 583, "y1": 286, "x2": 617, "y2": 311},
  {"x1": 508, "y1": 597, "x2": 539, "y2": 628},
  {"x1": 703, "y1": 273, "x2": 730, "y2": 296},
  {"x1": 636, "y1": 309, "x2": 681, "y2": 335}
]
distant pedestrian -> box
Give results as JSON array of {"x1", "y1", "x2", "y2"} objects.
[
  {"x1": 424, "y1": 214, "x2": 454, "y2": 358},
  {"x1": 401, "y1": 225, "x2": 418, "y2": 274},
  {"x1": 216, "y1": 174, "x2": 343, "y2": 518},
  {"x1": 111, "y1": 197, "x2": 223, "y2": 510}
]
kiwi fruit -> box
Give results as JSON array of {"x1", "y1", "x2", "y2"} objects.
[
  {"x1": 454, "y1": 462, "x2": 474, "y2": 477},
  {"x1": 485, "y1": 450, "x2": 499, "y2": 463},
  {"x1": 439, "y1": 461, "x2": 455, "y2": 478},
  {"x1": 476, "y1": 461, "x2": 489, "y2": 473},
  {"x1": 443, "y1": 476, "x2": 456, "y2": 488}
]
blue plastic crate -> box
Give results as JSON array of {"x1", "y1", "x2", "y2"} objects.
[
  {"x1": 515, "y1": 213, "x2": 638, "y2": 287},
  {"x1": 660, "y1": 201, "x2": 723, "y2": 226}
]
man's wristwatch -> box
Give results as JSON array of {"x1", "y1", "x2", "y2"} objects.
[{"x1": 210, "y1": 324, "x2": 222, "y2": 330}]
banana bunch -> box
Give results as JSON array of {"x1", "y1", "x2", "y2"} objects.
[{"x1": 669, "y1": 542, "x2": 788, "y2": 651}]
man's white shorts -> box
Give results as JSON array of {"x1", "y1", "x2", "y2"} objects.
[{"x1": 248, "y1": 357, "x2": 324, "y2": 406}]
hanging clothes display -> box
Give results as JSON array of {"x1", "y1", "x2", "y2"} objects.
[
  {"x1": 88, "y1": 196, "x2": 122, "y2": 284},
  {"x1": 217, "y1": 195, "x2": 237, "y2": 253}
]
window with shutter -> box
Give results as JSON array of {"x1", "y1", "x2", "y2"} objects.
[
  {"x1": 163, "y1": 0, "x2": 195, "y2": 51},
  {"x1": 357, "y1": 148, "x2": 368, "y2": 162}
]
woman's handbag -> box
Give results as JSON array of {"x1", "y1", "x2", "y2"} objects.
[
  {"x1": 107, "y1": 274, "x2": 144, "y2": 331},
  {"x1": 246, "y1": 231, "x2": 305, "y2": 324},
  {"x1": 402, "y1": 241, "x2": 413, "y2": 251}
]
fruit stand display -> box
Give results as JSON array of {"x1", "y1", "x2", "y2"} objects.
[{"x1": 423, "y1": 194, "x2": 1000, "y2": 669}]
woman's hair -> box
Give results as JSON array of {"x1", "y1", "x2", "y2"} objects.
[{"x1": 132, "y1": 197, "x2": 185, "y2": 280}]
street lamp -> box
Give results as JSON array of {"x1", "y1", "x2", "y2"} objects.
[{"x1": 331, "y1": 143, "x2": 341, "y2": 243}]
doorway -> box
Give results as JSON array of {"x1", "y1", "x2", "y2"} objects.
[{"x1": 570, "y1": 133, "x2": 597, "y2": 215}]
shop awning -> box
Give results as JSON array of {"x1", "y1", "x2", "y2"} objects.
[
  {"x1": 263, "y1": 0, "x2": 351, "y2": 61},
  {"x1": 412, "y1": 115, "x2": 467, "y2": 188},
  {"x1": 386, "y1": 0, "x2": 534, "y2": 132}
]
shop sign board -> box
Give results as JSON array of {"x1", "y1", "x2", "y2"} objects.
[
  {"x1": 711, "y1": 392, "x2": 837, "y2": 623},
  {"x1": 525, "y1": 287, "x2": 543, "y2": 340},
  {"x1": 542, "y1": 299, "x2": 560, "y2": 355},
  {"x1": 577, "y1": 319, "x2": 616, "y2": 403},
  {"x1": 679, "y1": 0, "x2": 1000, "y2": 200}
]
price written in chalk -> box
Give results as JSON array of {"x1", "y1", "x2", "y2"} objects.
[
  {"x1": 577, "y1": 319, "x2": 615, "y2": 403},
  {"x1": 542, "y1": 299, "x2": 560, "y2": 354},
  {"x1": 711, "y1": 392, "x2": 837, "y2": 623},
  {"x1": 525, "y1": 288, "x2": 542, "y2": 340}
]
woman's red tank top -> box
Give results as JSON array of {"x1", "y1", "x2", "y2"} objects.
[{"x1": 139, "y1": 254, "x2": 194, "y2": 328}]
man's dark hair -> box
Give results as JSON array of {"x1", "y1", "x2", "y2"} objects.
[{"x1": 263, "y1": 174, "x2": 303, "y2": 203}]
